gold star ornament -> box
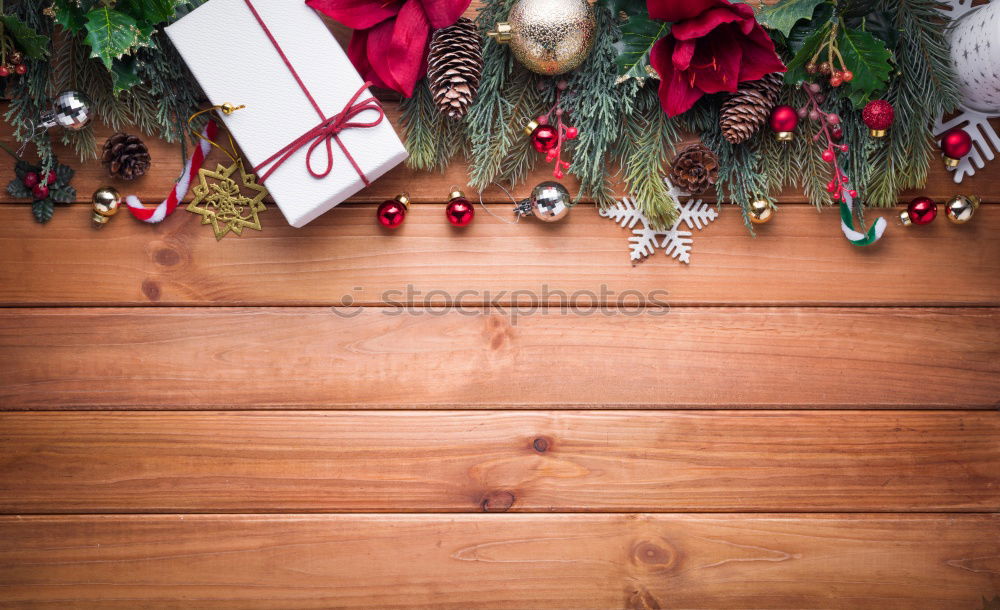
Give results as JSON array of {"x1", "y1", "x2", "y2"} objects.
[{"x1": 187, "y1": 162, "x2": 268, "y2": 240}]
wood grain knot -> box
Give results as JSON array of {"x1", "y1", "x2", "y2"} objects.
[
  {"x1": 532, "y1": 437, "x2": 550, "y2": 453},
  {"x1": 630, "y1": 539, "x2": 678, "y2": 573},
  {"x1": 141, "y1": 279, "x2": 161, "y2": 302},
  {"x1": 153, "y1": 247, "x2": 181, "y2": 267},
  {"x1": 480, "y1": 490, "x2": 515, "y2": 512}
]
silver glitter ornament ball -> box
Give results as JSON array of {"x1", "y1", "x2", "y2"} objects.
[
  {"x1": 489, "y1": 0, "x2": 595, "y2": 75},
  {"x1": 525, "y1": 181, "x2": 572, "y2": 222},
  {"x1": 39, "y1": 90, "x2": 93, "y2": 132}
]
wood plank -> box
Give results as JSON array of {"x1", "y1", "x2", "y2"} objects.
[
  {"x1": 1, "y1": 411, "x2": 997, "y2": 513},
  {"x1": 4, "y1": 109, "x2": 999, "y2": 205},
  {"x1": 1, "y1": 204, "x2": 998, "y2": 306},
  {"x1": 0, "y1": 514, "x2": 996, "y2": 608},
  {"x1": 0, "y1": 308, "x2": 996, "y2": 409}
]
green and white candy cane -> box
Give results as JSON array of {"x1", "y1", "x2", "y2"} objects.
[{"x1": 840, "y1": 190, "x2": 887, "y2": 246}]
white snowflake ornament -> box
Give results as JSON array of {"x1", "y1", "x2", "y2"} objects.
[
  {"x1": 934, "y1": 0, "x2": 1000, "y2": 183},
  {"x1": 601, "y1": 181, "x2": 718, "y2": 264}
]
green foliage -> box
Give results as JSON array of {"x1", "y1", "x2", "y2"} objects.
[
  {"x1": 864, "y1": 0, "x2": 960, "y2": 207},
  {"x1": 83, "y1": 7, "x2": 149, "y2": 69},
  {"x1": 599, "y1": 0, "x2": 667, "y2": 82},
  {"x1": 565, "y1": 5, "x2": 624, "y2": 206},
  {"x1": 615, "y1": 84, "x2": 680, "y2": 228},
  {"x1": 754, "y1": 0, "x2": 826, "y2": 37},
  {"x1": 6, "y1": 159, "x2": 75, "y2": 224},
  {"x1": 783, "y1": 21, "x2": 829, "y2": 85},
  {"x1": 836, "y1": 27, "x2": 892, "y2": 107},
  {"x1": 466, "y1": 0, "x2": 550, "y2": 189},
  {"x1": 0, "y1": 15, "x2": 50, "y2": 59},
  {"x1": 400, "y1": 79, "x2": 465, "y2": 172}
]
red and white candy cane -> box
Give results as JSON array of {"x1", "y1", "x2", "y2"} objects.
[{"x1": 123, "y1": 120, "x2": 218, "y2": 223}]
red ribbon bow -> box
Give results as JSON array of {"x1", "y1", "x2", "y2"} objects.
[
  {"x1": 242, "y1": 0, "x2": 384, "y2": 186},
  {"x1": 253, "y1": 84, "x2": 384, "y2": 185}
]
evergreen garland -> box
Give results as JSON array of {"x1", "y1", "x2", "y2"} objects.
[
  {"x1": 865, "y1": 0, "x2": 960, "y2": 207},
  {"x1": 400, "y1": 78, "x2": 464, "y2": 172}
]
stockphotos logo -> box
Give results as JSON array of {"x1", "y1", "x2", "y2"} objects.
[{"x1": 331, "y1": 284, "x2": 670, "y2": 324}]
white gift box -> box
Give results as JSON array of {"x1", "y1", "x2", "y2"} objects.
[{"x1": 166, "y1": 0, "x2": 408, "y2": 228}]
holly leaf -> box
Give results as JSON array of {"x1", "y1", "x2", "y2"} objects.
[
  {"x1": 783, "y1": 22, "x2": 829, "y2": 85},
  {"x1": 50, "y1": 185, "x2": 77, "y2": 204},
  {"x1": 117, "y1": 0, "x2": 179, "y2": 25},
  {"x1": 784, "y1": 2, "x2": 833, "y2": 54},
  {"x1": 111, "y1": 56, "x2": 143, "y2": 93},
  {"x1": 83, "y1": 7, "x2": 149, "y2": 69},
  {"x1": 32, "y1": 199, "x2": 55, "y2": 224},
  {"x1": 52, "y1": 0, "x2": 93, "y2": 32},
  {"x1": 754, "y1": 0, "x2": 826, "y2": 37},
  {"x1": 0, "y1": 15, "x2": 50, "y2": 59},
  {"x1": 837, "y1": 27, "x2": 892, "y2": 107},
  {"x1": 614, "y1": 13, "x2": 668, "y2": 80},
  {"x1": 7, "y1": 179, "x2": 31, "y2": 200},
  {"x1": 13, "y1": 160, "x2": 38, "y2": 182},
  {"x1": 54, "y1": 162, "x2": 75, "y2": 185}
]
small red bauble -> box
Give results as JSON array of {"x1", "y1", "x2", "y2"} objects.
[
  {"x1": 31, "y1": 184, "x2": 49, "y2": 200},
  {"x1": 862, "y1": 99, "x2": 894, "y2": 137},
  {"x1": 377, "y1": 193, "x2": 409, "y2": 229},
  {"x1": 529, "y1": 123, "x2": 559, "y2": 153},
  {"x1": 900, "y1": 196, "x2": 937, "y2": 226},
  {"x1": 940, "y1": 128, "x2": 972, "y2": 167},
  {"x1": 445, "y1": 190, "x2": 474, "y2": 227},
  {"x1": 22, "y1": 171, "x2": 39, "y2": 188},
  {"x1": 14, "y1": 64, "x2": 26, "y2": 76},
  {"x1": 769, "y1": 105, "x2": 798, "y2": 141}
]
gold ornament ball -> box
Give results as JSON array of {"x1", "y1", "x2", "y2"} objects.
[
  {"x1": 91, "y1": 186, "x2": 122, "y2": 228},
  {"x1": 748, "y1": 199, "x2": 775, "y2": 224},
  {"x1": 944, "y1": 194, "x2": 980, "y2": 224},
  {"x1": 489, "y1": 0, "x2": 595, "y2": 75}
]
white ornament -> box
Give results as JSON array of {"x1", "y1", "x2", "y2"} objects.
[
  {"x1": 600, "y1": 180, "x2": 718, "y2": 264},
  {"x1": 934, "y1": 0, "x2": 1000, "y2": 183}
]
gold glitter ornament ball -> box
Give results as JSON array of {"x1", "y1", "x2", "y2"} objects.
[{"x1": 489, "y1": 0, "x2": 595, "y2": 75}]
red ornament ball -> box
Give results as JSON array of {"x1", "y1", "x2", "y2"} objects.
[
  {"x1": 377, "y1": 197, "x2": 408, "y2": 229},
  {"x1": 769, "y1": 105, "x2": 798, "y2": 138},
  {"x1": 530, "y1": 124, "x2": 559, "y2": 153},
  {"x1": 940, "y1": 128, "x2": 972, "y2": 161},
  {"x1": 31, "y1": 184, "x2": 49, "y2": 200},
  {"x1": 22, "y1": 171, "x2": 39, "y2": 188},
  {"x1": 903, "y1": 196, "x2": 937, "y2": 225},
  {"x1": 445, "y1": 196, "x2": 474, "y2": 227},
  {"x1": 862, "y1": 99, "x2": 894, "y2": 133}
]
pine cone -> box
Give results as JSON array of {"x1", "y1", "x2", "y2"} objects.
[
  {"x1": 102, "y1": 133, "x2": 151, "y2": 181},
  {"x1": 427, "y1": 17, "x2": 483, "y2": 119},
  {"x1": 719, "y1": 73, "x2": 784, "y2": 145},
  {"x1": 668, "y1": 143, "x2": 719, "y2": 195}
]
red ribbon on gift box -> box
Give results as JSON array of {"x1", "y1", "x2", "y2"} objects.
[{"x1": 242, "y1": 0, "x2": 385, "y2": 186}]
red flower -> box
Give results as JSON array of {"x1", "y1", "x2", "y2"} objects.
[
  {"x1": 307, "y1": 0, "x2": 471, "y2": 97},
  {"x1": 647, "y1": 0, "x2": 785, "y2": 116}
]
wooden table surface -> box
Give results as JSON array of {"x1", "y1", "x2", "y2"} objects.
[{"x1": 2, "y1": 87, "x2": 999, "y2": 607}]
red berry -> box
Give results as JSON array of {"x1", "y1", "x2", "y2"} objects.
[
  {"x1": 840, "y1": 144, "x2": 849, "y2": 152},
  {"x1": 45, "y1": 170, "x2": 57, "y2": 185},
  {"x1": 22, "y1": 172, "x2": 39, "y2": 188},
  {"x1": 831, "y1": 126, "x2": 843, "y2": 141},
  {"x1": 0, "y1": 66, "x2": 9, "y2": 78},
  {"x1": 826, "y1": 180, "x2": 837, "y2": 193},
  {"x1": 830, "y1": 75, "x2": 843, "y2": 87},
  {"x1": 565, "y1": 127, "x2": 578, "y2": 139},
  {"x1": 554, "y1": 169, "x2": 565, "y2": 179},
  {"x1": 842, "y1": 70, "x2": 854, "y2": 82},
  {"x1": 32, "y1": 184, "x2": 49, "y2": 199},
  {"x1": 14, "y1": 64, "x2": 26, "y2": 76},
  {"x1": 848, "y1": 190, "x2": 858, "y2": 198},
  {"x1": 827, "y1": 113, "x2": 840, "y2": 125},
  {"x1": 536, "y1": 115, "x2": 548, "y2": 125},
  {"x1": 822, "y1": 149, "x2": 835, "y2": 162},
  {"x1": 832, "y1": 192, "x2": 841, "y2": 201}
]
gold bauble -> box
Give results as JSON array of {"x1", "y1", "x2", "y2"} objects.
[
  {"x1": 748, "y1": 199, "x2": 774, "y2": 224},
  {"x1": 91, "y1": 186, "x2": 122, "y2": 228},
  {"x1": 488, "y1": 0, "x2": 595, "y2": 75},
  {"x1": 944, "y1": 194, "x2": 980, "y2": 224}
]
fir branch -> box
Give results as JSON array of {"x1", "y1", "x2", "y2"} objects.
[
  {"x1": 563, "y1": 5, "x2": 623, "y2": 207},
  {"x1": 3, "y1": 0, "x2": 53, "y2": 168},
  {"x1": 400, "y1": 79, "x2": 462, "y2": 172},
  {"x1": 615, "y1": 84, "x2": 680, "y2": 228},
  {"x1": 466, "y1": 0, "x2": 549, "y2": 189},
  {"x1": 867, "y1": 0, "x2": 960, "y2": 206}
]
